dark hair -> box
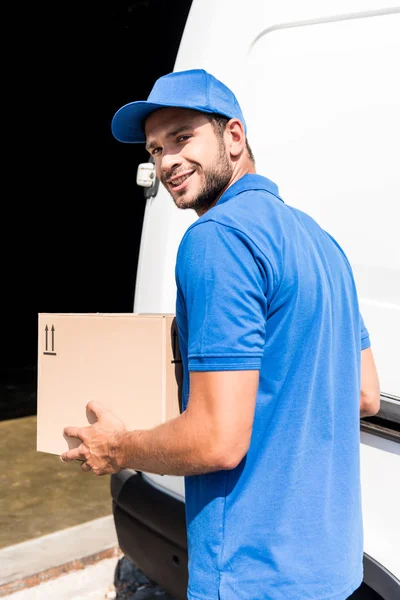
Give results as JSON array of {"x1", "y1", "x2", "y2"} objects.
[{"x1": 209, "y1": 114, "x2": 255, "y2": 165}]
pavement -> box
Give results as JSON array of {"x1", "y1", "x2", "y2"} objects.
[
  {"x1": 2, "y1": 556, "x2": 121, "y2": 600},
  {"x1": 0, "y1": 516, "x2": 175, "y2": 599},
  {"x1": 0, "y1": 516, "x2": 121, "y2": 598}
]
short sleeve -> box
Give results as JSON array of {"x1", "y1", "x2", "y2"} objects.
[
  {"x1": 360, "y1": 312, "x2": 371, "y2": 350},
  {"x1": 176, "y1": 220, "x2": 270, "y2": 371}
]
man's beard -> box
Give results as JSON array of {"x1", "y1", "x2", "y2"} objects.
[{"x1": 163, "y1": 143, "x2": 233, "y2": 215}]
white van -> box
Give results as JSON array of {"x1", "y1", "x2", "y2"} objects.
[{"x1": 110, "y1": 1, "x2": 400, "y2": 599}]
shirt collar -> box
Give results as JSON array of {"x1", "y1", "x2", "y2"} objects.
[{"x1": 216, "y1": 174, "x2": 283, "y2": 207}]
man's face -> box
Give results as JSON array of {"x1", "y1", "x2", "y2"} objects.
[{"x1": 145, "y1": 107, "x2": 233, "y2": 214}]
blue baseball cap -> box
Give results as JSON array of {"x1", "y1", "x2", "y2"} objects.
[{"x1": 111, "y1": 69, "x2": 247, "y2": 143}]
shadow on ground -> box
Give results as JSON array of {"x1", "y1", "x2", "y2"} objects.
[{"x1": 114, "y1": 557, "x2": 176, "y2": 599}]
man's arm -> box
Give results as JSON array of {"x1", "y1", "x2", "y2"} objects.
[
  {"x1": 360, "y1": 347, "x2": 380, "y2": 418},
  {"x1": 115, "y1": 369, "x2": 259, "y2": 474},
  {"x1": 62, "y1": 369, "x2": 259, "y2": 476}
]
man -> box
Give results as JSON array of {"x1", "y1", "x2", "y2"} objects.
[{"x1": 61, "y1": 69, "x2": 380, "y2": 599}]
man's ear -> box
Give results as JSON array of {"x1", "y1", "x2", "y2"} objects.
[{"x1": 226, "y1": 119, "x2": 246, "y2": 158}]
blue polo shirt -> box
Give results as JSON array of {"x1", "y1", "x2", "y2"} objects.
[{"x1": 175, "y1": 174, "x2": 370, "y2": 600}]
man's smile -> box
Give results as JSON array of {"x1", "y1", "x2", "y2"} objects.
[{"x1": 167, "y1": 170, "x2": 195, "y2": 192}]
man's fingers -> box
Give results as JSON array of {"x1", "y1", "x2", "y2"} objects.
[
  {"x1": 86, "y1": 400, "x2": 105, "y2": 417},
  {"x1": 64, "y1": 426, "x2": 83, "y2": 439},
  {"x1": 60, "y1": 447, "x2": 86, "y2": 463},
  {"x1": 81, "y1": 461, "x2": 92, "y2": 472}
]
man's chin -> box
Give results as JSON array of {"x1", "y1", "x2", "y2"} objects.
[{"x1": 172, "y1": 192, "x2": 197, "y2": 210}]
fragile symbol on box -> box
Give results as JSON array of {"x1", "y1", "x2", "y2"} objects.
[{"x1": 43, "y1": 324, "x2": 57, "y2": 356}]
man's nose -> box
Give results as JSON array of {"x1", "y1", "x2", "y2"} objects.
[{"x1": 161, "y1": 151, "x2": 182, "y2": 174}]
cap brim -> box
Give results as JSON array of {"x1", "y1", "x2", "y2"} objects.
[
  {"x1": 111, "y1": 101, "x2": 170, "y2": 143},
  {"x1": 111, "y1": 100, "x2": 224, "y2": 144}
]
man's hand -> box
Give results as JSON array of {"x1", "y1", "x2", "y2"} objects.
[
  {"x1": 60, "y1": 401, "x2": 127, "y2": 476},
  {"x1": 360, "y1": 347, "x2": 380, "y2": 418}
]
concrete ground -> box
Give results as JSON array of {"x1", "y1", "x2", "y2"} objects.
[
  {"x1": 0, "y1": 517, "x2": 174, "y2": 600},
  {"x1": 2, "y1": 557, "x2": 120, "y2": 600},
  {"x1": 0, "y1": 415, "x2": 112, "y2": 549},
  {"x1": 0, "y1": 516, "x2": 174, "y2": 599},
  {"x1": 2, "y1": 558, "x2": 119, "y2": 600},
  {"x1": 0, "y1": 516, "x2": 121, "y2": 598}
]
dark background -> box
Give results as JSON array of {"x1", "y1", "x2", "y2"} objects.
[{"x1": 2, "y1": 0, "x2": 193, "y2": 418}]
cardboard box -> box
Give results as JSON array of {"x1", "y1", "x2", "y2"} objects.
[{"x1": 37, "y1": 313, "x2": 182, "y2": 455}]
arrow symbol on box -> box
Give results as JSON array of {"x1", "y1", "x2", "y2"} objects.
[{"x1": 44, "y1": 324, "x2": 56, "y2": 355}]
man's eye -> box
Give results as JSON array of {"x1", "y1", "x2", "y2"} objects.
[
  {"x1": 177, "y1": 135, "x2": 190, "y2": 142},
  {"x1": 152, "y1": 147, "x2": 161, "y2": 156}
]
